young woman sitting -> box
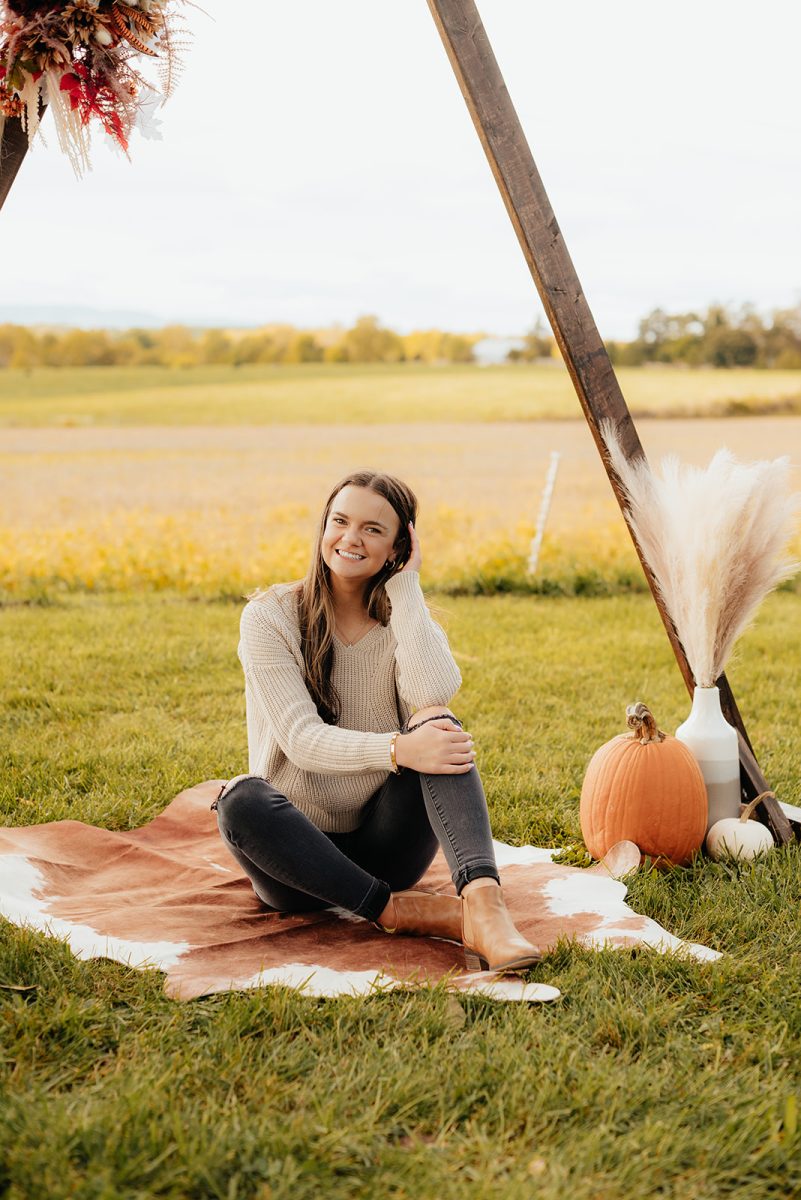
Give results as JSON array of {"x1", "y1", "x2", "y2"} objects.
[{"x1": 212, "y1": 470, "x2": 540, "y2": 973}]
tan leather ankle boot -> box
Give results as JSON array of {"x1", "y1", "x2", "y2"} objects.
[
  {"x1": 374, "y1": 891, "x2": 463, "y2": 943},
  {"x1": 461, "y1": 884, "x2": 541, "y2": 972}
]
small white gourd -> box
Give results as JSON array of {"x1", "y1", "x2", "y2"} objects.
[{"x1": 706, "y1": 792, "x2": 775, "y2": 861}]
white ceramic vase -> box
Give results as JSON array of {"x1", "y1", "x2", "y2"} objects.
[{"x1": 675, "y1": 686, "x2": 741, "y2": 832}]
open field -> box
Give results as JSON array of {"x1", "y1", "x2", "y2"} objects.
[
  {"x1": 4, "y1": 360, "x2": 801, "y2": 1196},
  {"x1": 2, "y1": 363, "x2": 801, "y2": 426},
  {"x1": 3, "y1": 416, "x2": 799, "y2": 600},
  {"x1": 2, "y1": 591, "x2": 801, "y2": 1198}
]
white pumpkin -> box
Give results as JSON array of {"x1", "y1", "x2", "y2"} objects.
[{"x1": 706, "y1": 792, "x2": 775, "y2": 861}]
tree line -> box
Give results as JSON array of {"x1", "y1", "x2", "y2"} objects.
[
  {"x1": 606, "y1": 303, "x2": 801, "y2": 369},
  {"x1": 509, "y1": 305, "x2": 801, "y2": 369},
  {"x1": 0, "y1": 316, "x2": 476, "y2": 370},
  {"x1": 2, "y1": 303, "x2": 801, "y2": 369}
]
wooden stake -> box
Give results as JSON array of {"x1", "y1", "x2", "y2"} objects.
[
  {"x1": 527, "y1": 451, "x2": 560, "y2": 576},
  {"x1": 426, "y1": 0, "x2": 793, "y2": 844}
]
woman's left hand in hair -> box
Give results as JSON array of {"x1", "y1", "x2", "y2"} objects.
[{"x1": 400, "y1": 521, "x2": 422, "y2": 573}]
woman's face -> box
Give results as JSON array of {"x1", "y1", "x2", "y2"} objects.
[{"x1": 321, "y1": 485, "x2": 402, "y2": 584}]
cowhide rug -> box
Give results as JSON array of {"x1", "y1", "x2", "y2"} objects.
[{"x1": 0, "y1": 781, "x2": 720, "y2": 1004}]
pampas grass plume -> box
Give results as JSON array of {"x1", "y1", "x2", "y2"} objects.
[{"x1": 602, "y1": 421, "x2": 800, "y2": 687}]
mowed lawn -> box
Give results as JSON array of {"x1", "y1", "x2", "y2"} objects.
[
  {"x1": 2, "y1": 590, "x2": 801, "y2": 1199},
  {"x1": 2, "y1": 362, "x2": 801, "y2": 426}
]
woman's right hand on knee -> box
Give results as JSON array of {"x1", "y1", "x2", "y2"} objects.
[{"x1": 395, "y1": 720, "x2": 475, "y2": 774}]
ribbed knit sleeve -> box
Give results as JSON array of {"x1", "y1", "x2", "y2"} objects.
[
  {"x1": 384, "y1": 570, "x2": 462, "y2": 709},
  {"x1": 239, "y1": 597, "x2": 395, "y2": 775}
]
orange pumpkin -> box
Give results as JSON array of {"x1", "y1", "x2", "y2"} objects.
[{"x1": 580, "y1": 702, "x2": 708, "y2": 866}]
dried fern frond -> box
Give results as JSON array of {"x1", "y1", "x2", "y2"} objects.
[
  {"x1": 602, "y1": 420, "x2": 800, "y2": 687},
  {"x1": 0, "y1": 0, "x2": 192, "y2": 171}
]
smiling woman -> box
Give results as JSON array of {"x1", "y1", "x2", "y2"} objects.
[
  {"x1": 323, "y1": 484, "x2": 411, "y2": 645},
  {"x1": 211, "y1": 468, "x2": 543, "y2": 975}
]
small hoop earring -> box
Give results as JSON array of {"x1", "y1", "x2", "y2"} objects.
[{"x1": 386, "y1": 560, "x2": 395, "y2": 568}]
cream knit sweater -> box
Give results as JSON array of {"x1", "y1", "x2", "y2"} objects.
[{"x1": 238, "y1": 570, "x2": 462, "y2": 832}]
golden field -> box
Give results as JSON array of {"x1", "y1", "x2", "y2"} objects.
[
  {"x1": 1, "y1": 362, "x2": 801, "y2": 427},
  {"x1": 2, "y1": 416, "x2": 799, "y2": 598}
]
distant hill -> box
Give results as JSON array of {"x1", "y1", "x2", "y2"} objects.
[{"x1": 0, "y1": 304, "x2": 226, "y2": 330}]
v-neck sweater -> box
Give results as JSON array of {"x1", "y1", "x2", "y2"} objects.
[{"x1": 237, "y1": 570, "x2": 462, "y2": 832}]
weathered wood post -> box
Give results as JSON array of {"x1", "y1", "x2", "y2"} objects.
[
  {"x1": 426, "y1": 0, "x2": 793, "y2": 842},
  {"x1": 0, "y1": 115, "x2": 31, "y2": 210}
]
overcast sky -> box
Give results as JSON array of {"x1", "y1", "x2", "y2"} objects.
[{"x1": 4, "y1": 0, "x2": 800, "y2": 338}]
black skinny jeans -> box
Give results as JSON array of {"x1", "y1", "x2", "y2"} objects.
[{"x1": 214, "y1": 716, "x2": 500, "y2": 923}]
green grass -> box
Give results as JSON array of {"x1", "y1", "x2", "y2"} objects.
[
  {"x1": 2, "y1": 363, "x2": 801, "y2": 426},
  {"x1": 2, "y1": 590, "x2": 801, "y2": 1198}
]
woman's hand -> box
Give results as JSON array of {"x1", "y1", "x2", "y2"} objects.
[
  {"x1": 400, "y1": 521, "x2": 422, "y2": 573},
  {"x1": 395, "y1": 718, "x2": 475, "y2": 774}
]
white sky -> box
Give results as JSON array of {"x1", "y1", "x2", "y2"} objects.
[{"x1": 5, "y1": 0, "x2": 800, "y2": 338}]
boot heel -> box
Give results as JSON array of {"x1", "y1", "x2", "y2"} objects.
[
  {"x1": 464, "y1": 949, "x2": 487, "y2": 971},
  {"x1": 460, "y1": 885, "x2": 540, "y2": 974}
]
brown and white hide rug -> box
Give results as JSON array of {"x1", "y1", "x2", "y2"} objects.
[{"x1": 0, "y1": 781, "x2": 720, "y2": 1004}]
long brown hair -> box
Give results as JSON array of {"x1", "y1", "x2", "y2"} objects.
[{"x1": 297, "y1": 470, "x2": 418, "y2": 724}]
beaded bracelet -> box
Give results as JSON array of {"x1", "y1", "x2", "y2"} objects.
[{"x1": 403, "y1": 713, "x2": 463, "y2": 733}]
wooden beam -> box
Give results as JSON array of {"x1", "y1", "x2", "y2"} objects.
[
  {"x1": 0, "y1": 116, "x2": 31, "y2": 211},
  {"x1": 426, "y1": 0, "x2": 794, "y2": 845}
]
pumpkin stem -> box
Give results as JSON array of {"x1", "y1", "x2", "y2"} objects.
[
  {"x1": 625, "y1": 702, "x2": 665, "y2": 745},
  {"x1": 739, "y1": 791, "x2": 775, "y2": 823}
]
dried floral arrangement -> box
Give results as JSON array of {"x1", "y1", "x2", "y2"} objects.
[
  {"x1": 602, "y1": 421, "x2": 799, "y2": 688},
  {"x1": 0, "y1": 0, "x2": 189, "y2": 174}
]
